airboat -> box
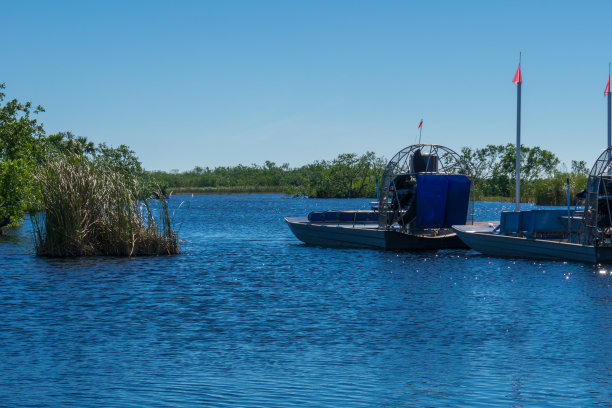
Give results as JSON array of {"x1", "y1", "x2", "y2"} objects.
[
  {"x1": 452, "y1": 147, "x2": 612, "y2": 263},
  {"x1": 285, "y1": 144, "x2": 476, "y2": 250}
]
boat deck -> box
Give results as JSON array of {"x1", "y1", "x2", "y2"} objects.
[
  {"x1": 286, "y1": 217, "x2": 497, "y2": 232},
  {"x1": 284, "y1": 217, "x2": 380, "y2": 230}
]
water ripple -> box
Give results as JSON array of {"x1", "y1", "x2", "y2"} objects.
[{"x1": 0, "y1": 196, "x2": 611, "y2": 406}]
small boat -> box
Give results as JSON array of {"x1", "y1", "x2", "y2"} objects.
[
  {"x1": 286, "y1": 211, "x2": 468, "y2": 250},
  {"x1": 285, "y1": 144, "x2": 477, "y2": 250},
  {"x1": 452, "y1": 148, "x2": 612, "y2": 264}
]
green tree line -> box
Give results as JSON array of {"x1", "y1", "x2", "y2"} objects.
[
  {"x1": 151, "y1": 152, "x2": 387, "y2": 198},
  {"x1": 460, "y1": 144, "x2": 589, "y2": 204},
  {"x1": 152, "y1": 144, "x2": 589, "y2": 205}
]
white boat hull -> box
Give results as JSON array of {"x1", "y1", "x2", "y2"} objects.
[
  {"x1": 285, "y1": 217, "x2": 467, "y2": 250},
  {"x1": 452, "y1": 224, "x2": 605, "y2": 263}
]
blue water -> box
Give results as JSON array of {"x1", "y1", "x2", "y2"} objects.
[{"x1": 1, "y1": 195, "x2": 612, "y2": 407}]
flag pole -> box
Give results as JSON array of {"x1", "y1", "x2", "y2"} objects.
[
  {"x1": 514, "y1": 53, "x2": 522, "y2": 212},
  {"x1": 418, "y1": 118, "x2": 423, "y2": 144},
  {"x1": 608, "y1": 63, "x2": 612, "y2": 149}
]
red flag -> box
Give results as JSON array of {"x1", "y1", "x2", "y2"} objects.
[
  {"x1": 512, "y1": 64, "x2": 522, "y2": 85},
  {"x1": 418, "y1": 120, "x2": 423, "y2": 129},
  {"x1": 605, "y1": 75, "x2": 610, "y2": 96}
]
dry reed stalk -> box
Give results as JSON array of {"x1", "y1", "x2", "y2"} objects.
[{"x1": 32, "y1": 155, "x2": 179, "y2": 257}]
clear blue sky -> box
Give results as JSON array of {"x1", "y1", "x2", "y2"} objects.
[{"x1": 3, "y1": 1, "x2": 612, "y2": 171}]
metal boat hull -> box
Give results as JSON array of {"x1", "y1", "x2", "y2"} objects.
[
  {"x1": 285, "y1": 217, "x2": 467, "y2": 250},
  {"x1": 451, "y1": 224, "x2": 612, "y2": 264}
]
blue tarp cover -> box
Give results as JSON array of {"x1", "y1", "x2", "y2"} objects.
[
  {"x1": 416, "y1": 174, "x2": 448, "y2": 228},
  {"x1": 416, "y1": 174, "x2": 470, "y2": 228},
  {"x1": 444, "y1": 175, "x2": 471, "y2": 227}
]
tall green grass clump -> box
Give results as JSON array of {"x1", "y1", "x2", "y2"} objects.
[
  {"x1": 32, "y1": 155, "x2": 178, "y2": 257},
  {"x1": 528, "y1": 172, "x2": 588, "y2": 206}
]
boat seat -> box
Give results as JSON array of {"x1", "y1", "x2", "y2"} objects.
[{"x1": 500, "y1": 210, "x2": 571, "y2": 236}]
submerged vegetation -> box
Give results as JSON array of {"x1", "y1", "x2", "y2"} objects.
[{"x1": 0, "y1": 83, "x2": 178, "y2": 256}]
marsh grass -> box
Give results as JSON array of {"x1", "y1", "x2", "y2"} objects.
[{"x1": 32, "y1": 155, "x2": 179, "y2": 257}]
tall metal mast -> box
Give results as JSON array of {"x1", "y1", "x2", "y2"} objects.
[{"x1": 513, "y1": 53, "x2": 523, "y2": 212}]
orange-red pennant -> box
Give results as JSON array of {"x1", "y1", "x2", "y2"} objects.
[{"x1": 512, "y1": 64, "x2": 522, "y2": 85}]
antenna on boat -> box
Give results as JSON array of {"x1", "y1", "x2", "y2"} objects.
[
  {"x1": 418, "y1": 119, "x2": 423, "y2": 144},
  {"x1": 606, "y1": 62, "x2": 611, "y2": 150},
  {"x1": 567, "y1": 177, "x2": 572, "y2": 243},
  {"x1": 513, "y1": 52, "x2": 523, "y2": 212}
]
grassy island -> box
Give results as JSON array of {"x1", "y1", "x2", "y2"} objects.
[
  {"x1": 33, "y1": 155, "x2": 177, "y2": 257},
  {"x1": 0, "y1": 83, "x2": 179, "y2": 256}
]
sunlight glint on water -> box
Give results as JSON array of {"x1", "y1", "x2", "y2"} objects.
[{"x1": 0, "y1": 195, "x2": 611, "y2": 407}]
